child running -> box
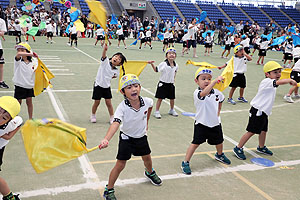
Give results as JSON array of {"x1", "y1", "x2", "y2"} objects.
[
  {"x1": 282, "y1": 38, "x2": 293, "y2": 68},
  {"x1": 233, "y1": 61, "x2": 297, "y2": 160},
  {"x1": 150, "y1": 48, "x2": 178, "y2": 119},
  {"x1": 145, "y1": 26, "x2": 153, "y2": 49},
  {"x1": 181, "y1": 67, "x2": 231, "y2": 175},
  {"x1": 221, "y1": 32, "x2": 232, "y2": 58},
  {"x1": 99, "y1": 74, "x2": 162, "y2": 200},
  {"x1": 162, "y1": 28, "x2": 169, "y2": 52},
  {"x1": 283, "y1": 59, "x2": 300, "y2": 103},
  {"x1": 91, "y1": 43, "x2": 126, "y2": 124},
  {"x1": 138, "y1": 28, "x2": 146, "y2": 50}
]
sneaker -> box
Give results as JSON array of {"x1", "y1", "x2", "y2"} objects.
[
  {"x1": 233, "y1": 146, "x2": 246, "y2": 160},
  {"x1": 256, "y1": 146, "x2": 273, "y2": 156},
  {"x1": 0, "y1": 81, "x2": 9, "y2": 89},
  {"x1": 237, "y1": 97, "x2": 248, "y2": 103},
  {"x1": 154, "y1": 111, "x2": 161, "y2": 119},
  {"x1": 215, "y1": 152, "x2": 231, "y2": 165},
  {"x1": 284, "y1": 95, "x2": 294, "y2": 103},
  {"x1": 168, "y1": 109, "x2": 178, "y2": 117},
  {"x1": 103, "y1": 186, "x2": 117, "y2": 200},
  {"x1": 144, "y1": 170, "x2": 162, "y2": 186},
  {"x1": 292, "y1": 94, "x2": 300, "y2": 99},
  {"x1": 90, "y1": 115, "x2": 96, "y2": 123},
  {"x1": 227, "y1": 98, "x2": 236, "y2": 105},
  {"x1": 181, "y1": 161, "x2": 191, "y2": 175}
]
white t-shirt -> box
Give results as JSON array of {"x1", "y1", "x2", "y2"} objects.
[
  {"x1": 26, "y1": 22, "x2": 32, "y2": 30},
  {"x1": 139, "y1": 31, "x2": 145, "y2": 39},
  {"x1": 0, "y1": 116, "x2": 23, "y2": 149},
  {"x1": 250, "y1": 78, "x2": 278, "y2": 116},
  {"x1": 182, "y1": 33, "x2": 189, "y2": 42},
  {"x1": 114, "y1": 96, "x2": 153, "y2": 138},
  {"x1": 194, "y1": 88, "x2": 224, "y2": 127},
  {"x1": 163, "y1": 32, "x2": 169, "y2": 39},
  {"x1": 293, "y1": 59, "x2": 300, "y2": 72},
  {"x1": 188, "y1": 24, "x2": 198, "y2": 40},
  {"x1": 205, "y1": 36, "x2": 213, "y2": 44},
  {"x1": 95, "y1": 57, "x2": 118, "y2": 88},
  {"x1": 284, "y1": 43, "x2": 293, "y2": 54},
  {"x1": 70, "y1": 26, "x2": 77, "y2": 34},
  {"x1": 14, "y1": 24, "x2": 21, "y2": 31},
  {"x1": 225, "y1": 35, "x2": 231, "y2": 45},
  {"x1": 13, "y1": 57, "x2": 35, "y2": 89},
  {"x1": 145, "y1": 30, "x2": 151, "y2": 37},
  {"x1": 255, "y1": 37, "x2": 261, "y2": 45},
  {"x1": 157, "y1": 60, "x2": 178, "y2": 83},
  {"x1": 116, "y1": 29, "x2": 123, "y2": 35},
  {"x1": 240, "y1": 38, "x2": 250, "y2": 48},
  {"x1": 227, "y1": 56, "x2": 248, "y2": 74},
  {"x1": 95, "y1": 28, "x2": 104, "y2": 36},
  {"x1": 169, "y1": 32, "x2": 173, "y2": 39},
  {"x1": 0, "y1": 18, "x2": 7, "y2": 49},
  {"x1": 46, "y1": 24, "x2": 54, "y2": 33},
  {"x1": 260, "y1": 41, "x2": 270, "y2": 50},
  {"x1": 292, "y1": 47, "x2": 300, "y2": 58}
]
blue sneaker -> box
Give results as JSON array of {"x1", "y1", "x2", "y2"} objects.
[
  {"x1": 233, "y1": 146, "x2": 246, "y2": 160},
  {"x1": 215, "y1": 153, "x2": 231, "y2": 165},
  {"x1": 181, "y1": 161, "x2": 191, "y2": 175},
  {"x1": 237, "y1": 97, "x2": 248, "y2": 103},
  {"x1": 145, "y1": 169, "x2": 162, "y2": 186},
  {"x1": 103, "y1": 186, "x2": 117, "y2": 200},
  {"x1": 256, "y1": 146, "x2": 273, "y2": 156},
  {"x1": 227, "y1": 98, "x2": 236, "y2": 105}
]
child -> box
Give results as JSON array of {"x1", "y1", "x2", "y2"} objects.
[
  {"x1": 13, "y1": 43, "x2": 38, "y2": 119},
  {"x1": 13, "y1": 20, "x2": 21, "y2": 44},
  {"x1": 145, "y1": 26, "x2": 153, "y2": 49},
  {"x1": 292, "y1": 44, "x2": 300, "y2": 68},
  {"x1": 283, "y1": 59, "x2": 300, "y2": 103},
  {"x1": 251, "y1": 34, "x2": 261, "y2": 56},
  {"x1": 204, "y1": 32, "x2": 213, "y2": 56},
  {"x1": 25, "y1": 18, "x2": 35, "y2": 42},
  {"x1": 282, "y1": 38, "x2": 293, "y2": 68},
  {"x1": 94, "y1": 25, "x2": 105, "y2": 47},
  {"x1": 218, "y1": 45, "x2": 252, "y2": 105},
  {"x1": 0, "y1": 96, "x2": 22, "y2": 200},
  {"x1": 168, "y1": 28, "x2": 174, "y2": 48},
  {"x1": 46, "y1": 20, "x2": 55, "y2": 44},
  {"x1": 91, "y1": 43, "x2": 126, "y2": 124},
  {"x1": 0, "y1": 17, "x2": 9, "y2": 89},
  {"x1": 221, "y1": 32, "x2": 232, "y2": 58},
  {"x1": 86, "y1": 22, "x2": 93, "y2": 38},
  {"x1": 240, "y1": 34, "x2": 250, "y2": 54},
  {"x1": 138, "y1": 28, "x2": 145, "y2": 50},
  {"x1": 116, "y1": 25, "x2": 127, "y2": 49},
  {"x1": 162, "y1": 28, "x2": 169, "y2": 52},
  {"x1": 233, "y1": 61, "x2": 297, "y2": 160},
  {"x1": 99, "y1": 74, "x2": 162, "y2": 200},
  {"x1": 257, "y1": 37, "x2": 272, "y2": 65},
  {"x1": 150, "y1": 48, "x2": 178, "y2": 119},
  {"x1": 181, "y1": 29, "x2": 189, "y2": 56},
  {"x1": 181, "y1": 67, "x2": 231, "y2": 175},
  {"x1": 70, "y1": 23, "x2": 77, "y2": 47}
]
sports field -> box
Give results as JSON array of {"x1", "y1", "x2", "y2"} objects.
[{"x1": 1, "y1": 35, "x2": 300, "y2": 200}]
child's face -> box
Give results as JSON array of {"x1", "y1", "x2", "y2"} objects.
[
  {"x1": 123, "y1": 84, "x2": 141, "y2": 101},
  {"x1": 266, "y1": 69, "x2": 281, "y2": 80},
  {"x1": 111, "y1": 55, "x2": 122, "y2": 66},
  {"x1": 195, "y1": 74, "x2": 212, "y2": 89},
  {"x1": 166, "y1": 52, "x2": 176, "y2": 61},
  {"x1": 17, "y1": 48, "x2": 26, "y2": 53},
  {"x1": 235, "y1": 50, "x2": 244, "y2": 58},
  {"x1": 0, "y1": 107, "x2": 12, "y2": 126}
]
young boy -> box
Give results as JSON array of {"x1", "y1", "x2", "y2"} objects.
[
  {"x1": 46, "y1": 20, "x2": 55, "y2": 44},
  {"x1": 91, "y1": 43, "x2": 126, "y2": 124},
  {"x1": 116, "y1": 25, "x2": 127, "y2": 49},
  {"x1": 219, "y1": 45, "x2": 252, "y2": 105},
  {"x1": 257, "y1": 37, "x2": 272, "y2": 65},
  {"x1": 150, "y1": 48, "x2": 178, "y2": 119},
  {"x1": 181, "y1": 67, "x2": 231, "y2": 175},
  {"x1": 70, "y1": 23, "x2": 77, "y2": 47},
  {"x1": 138, "y1": 28, "x2": 146, "y2": 50},
  {"x1": 145, "y1": 26, "x2": 153, "y2": 49},
  {"x1": 221, "y1": 32, "x2": 232, "y2": 58},
  {"x1": 233, "y1": 61, "x2": 297, "y2": 160},
  {"x1": 94, "y1": 25, "x2": 105, "y2": 47},
  {"x1": 283, "y1": 59, "x2": 300, "y2": 103},
  {"x1": 204, "y1": 32, "x2": 213, "y2": 56},
  {"x1": 99, "y1": 74, "x2": 162, "y2": 200},
  {"x1": 282, "y1": 38, "x2": 293, "y2": 68},
  {"x1": 0, "y1": 96, "x2": 23, "y2": 200}
]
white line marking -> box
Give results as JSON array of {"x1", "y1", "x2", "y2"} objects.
[
  {"x1": 49, "y1": 69, "x2": 70, "y2": 71},
  {"x1": 17, "y1": 159, "x2": 300, "y2": 198},
  {"x1": 52, "y1": 73, "x2": 75, "y2": 76},
  {"x1": 47, "y1": 65, "x2": 65, "y2": 68}
]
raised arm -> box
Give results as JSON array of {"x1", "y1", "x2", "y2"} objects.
[{"x1": 102, "y1": 43, "x2": 108, "y2": 59}]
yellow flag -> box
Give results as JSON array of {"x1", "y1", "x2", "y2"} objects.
[
  {"x1": 86, "y1": 0, "x2": 107, "y2": 30},
  {"x1": 21, "y1": 118, "x2": 98, "y2": 173},
  {"x1": 280, "y1": 68, "x2": 292, "y2": 80},
  {"x1": 34, "y1": 58, "x2": 55, "y2": 96},
  {"x1": 74, "y1": 19, "x2": 85, "y2": 32},
  {"x1": 118, "y1": 61, "x2": 148, "y2": 91},
  {"x1": 214, "y1": 56, "x2": 234, "y2": 91},
  {"x1": 186, "y1": 60, "x2": 218, "y2": 68}
]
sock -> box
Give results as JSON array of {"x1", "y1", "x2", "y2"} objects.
[
  {"x1": 26, "y1": 35, "x2": 28, "y2": 41},
  {"x1": 33, "y1": 36, "x2": 35, "y2": 41}
]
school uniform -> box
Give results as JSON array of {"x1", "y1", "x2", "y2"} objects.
[
  {"x1": 284, "y1": 43, "x2": 293, "y2": 61},
  {"x1": 116, "y1": 29, "x2": 125, "y2": 41},
  {"x1": 204, "y1": 35, "x2": 213, "y2": 48},
  {"x1": 253, "y1": 37, "x2": 261, "y2": 50},
  {"x1": 291, "y1": 60, "x2": 300, "y2": 83},
  {"x1": 192, "y1": 88, "x2": 225, "y2": 145},
  {"x1": 0, "y1": 18, "x2": 6, "y2": 65},
  {"x1": 140, "y1": 31, "x2": 146, "y2": 43},
  {"x1": 187, "y1": 24, "x2": 197, "y2": 48},
  {"x1": 168, "y1": 32, "x2": 174, "y2": 44},
  {"x1": 113, "y1": 96, "x2": 153, "y2": 160},
  {"x1": 292, "y1": 47, "x2": 300, "y2": 64},
  {"x1": 145, "y1": 30, "x2": 152, "y2": 42},
  {"x1": 92, "y1": 57, "x2": 118, "y2": 100},
  {"x1": 70, "y1": 26, "x2": 77, "y2": 40},
  {"x1": 224, "y1": 36, "x2": 231, "y2": 50},
  {"x1": 228, "y1": 56, "x2": 248, "y2": 88},
  {"x1": 95, "y1": 28, "x2": 104, "y2": 40},
  {"x1": 247, "y1": 78, "x2": 279, "y2": 134},
  {"x1": 155, "y1": 60, "x2": 178, "y2": 99},
  {"x1": 46, "y1": 24, "x2": 54, "y2": 37},
  {"x1": 163, "y1": 32, "x2": 169, "y2": 45},
  {"x1": 258, "y1": 41, "x2": 270, "y2": 56},
  {"x1": 182, "y1": 33, "x2": 189, "y2": 48},
  {"x1": 240, "y1": 38, "x2": 250, "y2": 54},
  {"x1": 14, "y1": 23, "x2": 21, "y2": 37},
  {"x1": 13, "y1": 57, "x2": 35, "y2": 99}
]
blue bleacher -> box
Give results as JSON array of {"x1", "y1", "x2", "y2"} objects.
[
  {"x1": 261, "y1": 6, "x2": 293, "y2": 28},
  {"x1": 219, "y1": 4, "x2": 250, "y2": 24},
  {"x1": 197, "y1": 2, "x2": 230, "y2": 25},
  {"x1": 78, "y1": 0, "x2": 90, "y2": 16},
  {"x1": 175, "y1": 2, "x2": 201, "y2": 23},
  {"x1": 280, "y1": 7, "x2": 300, "y2": 25},
  {"x1": 151, "y1": 0, "x2": 181, "y2": 22},
  {"x1": 240, "y1": 5, "x2": 270, "y2": 27},
  {"x1": 0, "y1": 0, "x2": 9, "y2": 9}
]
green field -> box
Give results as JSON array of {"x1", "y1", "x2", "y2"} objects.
[{"x1": 1, "y1": 35, "x2": 300, "y2": 200}]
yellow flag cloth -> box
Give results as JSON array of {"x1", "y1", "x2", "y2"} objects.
[
  {"x1": 118, "y1": 61, "x2": 148, "y2": 91},
  {"x1": 21, "y1": 118, "x2": 98, "y2": 173},
  {"x1": 186, "y1": 60, "x2": 218, "y2": 68},
  {"x1": 280, "y1": 68, "x2": 292, "y2": 80},
  {"x1": 214, "y1": 56, "x2": 234, "y2": 91},
  {"x1": 86, "y1": 0, "x2": 107, "y2": 30},
  {"x1": 74, "y1": 19, "x2": 85, "y2": 32},
  {"x1": 34, "y1": 58, "x2": 55, "y2": 96}
]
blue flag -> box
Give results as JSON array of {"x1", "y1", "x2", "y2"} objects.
[
  {"x1": 226, "y1": 26, "x2": 235, "y2": 34},
  {"x1": 199, "y1": 11, "x2": 207, "y2": 23},
  {"x1": 157, "y1": 33, "x2": 164, "y2": 41},
  {"x1": 261, "y1": 32, "x2": 272, "y2": 41},
  {"x1": 202, "y1": 30, "x2": 214, "y2": 38},
  {"x1": 129, "y1": 39, "x2": 138, "y2": 46},
  {"x1": 292, "y1": 34, "x2": 300, "y2": 46},
  {"x1": 110, "y1": 14, "x2": 118, "y2": 25},
  {"x1": 172, "y1": 16, "x2": 176, "y2": 24},
  {"x1": 288, "y1": 26, "x2": 296, "y2": 34},
  {"x1": 270, "y1": 36, "x2": 286, "y2": 46}
]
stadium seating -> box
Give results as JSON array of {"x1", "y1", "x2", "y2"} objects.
[
  {"x1": 280, "y1": 7, "x2": 300, "y2": 25},
  {"x1": 0, "y1": 0, "x2": 9, "y2": 9},
  {"x1": 151, "y1": 0, "x2": 181, "y2": 21},
  {"x1": 239, "y1": 5, "x2": 270, "y2": 27},
  {"x1": 219, "y1": 4, "x2": 250, "y2": 24},
  {"x1": 260, "y1": 6, "x2": 293, "y2": 28},
  {"x1": 197, "y1": 2, "x2": 230, "y2": 25},
  {"x1": 77, "y1": 0, "x2": 90, "y2": 16},
  {"x1": 174, "y1": 2, "x2": 201, "y2": 22}
]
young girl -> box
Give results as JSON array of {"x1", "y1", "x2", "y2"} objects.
[
  {"x1": 204, "y1": 32, "x2": 213, "y2": 56},
  {"x1": 13, "y1": 20, "x2": 21, "y2": 44},
  {"x1": 13, "y1": 43, "x2": 38, "y2": 119},
  {"x1": 251, "y1": 34, "x2": 261, "y2": 56},
  {"x1": 116, "y1": 25, "x2": 127, "y2": 49},
  {"x1": 46, "y1": 20, "x2": 55, "y2": 44},
  {"x1": 283, "y1": 59, "x2": 300, "y2": 103},
  {"x1": 94, "y1": 25, "x2": 105, "y2": 47},
  {"x1": 221, "y1": 32, "x2": 232, "y2": 58},
  {"x1": 168, "y1": 28, "x2": 174, "y2": 48},
  {"x1": 25, "y1": 18, "x2": 36, "y2": 42},
  {"x1": 150, "y1": 48, "x2": 179, "y2": 119},
  {"x1": 70, "y1": 23, "x2": 77, "y2": 47},
  {"x1": 138, "y1": 28, "x2": 146, "y2": 50},
  {"x1": 162, "y1": 28, "x2": 169, "y2": 52},
  {"x1": 145, "y1": 26, "x2": 153, "y2": 49},
  {"x1": 283, "y1": 38, "x2": 293, "y2": 68},
  {"x1": 91, "y1": 43, "x2": 126, "y2": 124}
]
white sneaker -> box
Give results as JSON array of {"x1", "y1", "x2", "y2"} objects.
[
  {"x1": 90, "y1": 115, "x2": 96, "y2": 123},
  {"x1": 168, "y1": 109, "x2": 178, "y2": 117},
  {"x1": 284, "y1": 95, "x2": 294, "y2": 103},
  {"x1": 292, "y1": 94, "x2": 300, "y2": 99},
  {"x1": 154, "y1": 111, "x2": 161, "y2": 119},
  {"x1": 109, "y1": 115, "x2": 114, "y2": 124}
]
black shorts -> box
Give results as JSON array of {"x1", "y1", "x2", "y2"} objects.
[
  {"x1": 146, "y1": 37, "x2": 151, "y2": 42},
  {"x1": 155, "y1": 81, "x2": 175, "y2": 99},
  {"x1": 187, "y1": 40, "x2": 197, "y2": 48},
  {"x1": 92, "y1": 85, "x2": 112, "y2": 100},
  {"x1": 0, "y1": 146, "x2": 5, "y2": 170},
  {"x1": 15, "y1": 31, "x2": 21, "y2": 36},
  {"x1": 205, "y1": 43, "x2": 212, "y2": 48},
  {"x1": 284, "y1": 53, "x2": 293, "y2": 60},
  {"x1": 246, "y1": 107, "x2": 268, "y2": 134},
  {"x1": 97, "y1": 35, "x2": 104, "y2": 40},
  {"x1": 225, "y1": 44, "x2": 231, "y2": 50},
  {"x1": 258, "y1": 49, "x2": 266, "y2": 56},
  {"x1": 141, "y1": 38, "x2": 146, "y2": 43},
  {"x1": 117, "y1": 133, "x2": 151, "y2": 160},
  {"x1": 291, "y1": 71, "x2": 300, "y2": 83},
  {"x1": 163, "y1": 38, "x2": 169, "y2": 45},
  {"x1": 294, "y1": 57, "x2": 300, "y2": 64},
  {"x1": 253, "y1": 44, "x2": 260, "y2": 50},
  {"x1": 231, "y1": 42, "x2": 235, "y2": 47},
  {"x1": 14, "y1": 85, "x2": 34, "y2": 99},
  {"x1": 118, "y1": 34, "x2": 125, "y2": 41},
  {"x1": 244, "y1": 47, "x2": 250, "y2": 54},
  {"x1": 192, "y1": 122, "x2": 224, "y2": 145},
  {"x1": 47, "y1": 32, "x2": 53, "y2": 37},
  {"x1": 183, "y1": 41, "x2": 187, "y2": 48},
  {"x1": 71, "y1": 34, "x2": 77, "y2": 40},
  {"x1": 0, "y1": 49, "x2": 4, "y2": 64},
  {"x1": 229, "y1": 73, "x2": 246, "y2": 88},
  {"x1": 168, "y1": 38, "x2": 174, "y2": 43}
]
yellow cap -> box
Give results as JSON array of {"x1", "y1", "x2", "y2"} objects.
[
  {"x1": 0, "y1": 96, "x2": 20, "y2": 118},
  {"x1": 263, "y1": 61, "x2": 283, "y2": 73},
  {"x1": 120, "y1": 74, "x2": 141, "y2": 90},
  {"x1": 195, "y1": 67, "x2": 213, "y2": 79},
  {"x1": 166, "y1": 47, "x2": 176, "y2": 54},
  {"x1": 234, "y1": 45, "x2": 243, "y2": 54},
  {"x1": 15, "y1": 42, "x2": 31, "y2": 51}
]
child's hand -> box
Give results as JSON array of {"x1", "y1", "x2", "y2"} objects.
[
  {"x1": 147, "y1": 61, "x2": 154, "y2": 64},
  {"x1": 99, "y1": 139, "x2": 109, "y2": 149},
  {"x1": 103, "y1": 43, "x2": 108, "y2": 51},
  {"x1": 216, "y1": 76, "x2": 224, "y2": 83},
  {"x1": 218, "y1": 67, "x2": 222, "y2": 70},
  {"x1": 33, "y1": 52, "x2": 38, "y2": 58}
]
